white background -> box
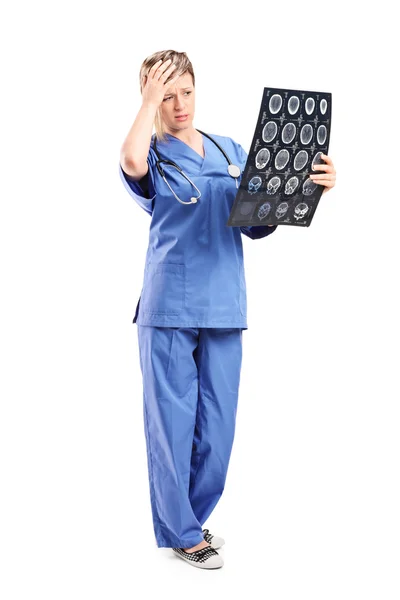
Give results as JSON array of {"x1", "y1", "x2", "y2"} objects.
[{"x1": 1, "y1": 1, "x2": 399, "y2": 597}]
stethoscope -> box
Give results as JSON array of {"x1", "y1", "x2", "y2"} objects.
[{"x1": 153, "y1": 128, "x2": 241, "y2": 205}]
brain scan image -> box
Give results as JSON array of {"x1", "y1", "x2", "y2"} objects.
[
  {"x1": 248, "y1": 176, "x2": 262, "y2": 194},
  {"x1": 239, "y1": 202, "x2": 255, "y2": 215},
  {"x1": 300, "y1": 124, "x2": 313, "y2": 145},
  {"x1": 262, "y1": 121, "x2": 278, "y2": 143},
  {"x1": 266, "y1": 176, "x2": 281, "y2": 195},
  {"x1": 269, "y1": 94, "x2": 283, "y2": 114},
  {"x1": 302, "y1": 178, "x2": 318, "y2": 196},
  {"x1": 281, "y1": 123, "x2": 297, "y2": 144},
  {"x1": 255, "y1": 148, "x2": 271, "y2": 169},
  {"x1": 288, "y1": 95, "x2": 300, "y2": 115},
  {"x1": 275, "y1": 202, "x2": 289, "y2": 218},
  {"x1": 258, "y1": 202, "x2": 272, "y2": 220},
  {"x1": 294, "y1": 202, "x2": 309, "y2": 220},
  {"x1": 275, "y1": 149, "x2": 290, "y2": 170},
  {"x1": 284, "y1": 176, "x2": 299, "y2": 195},
  {"x1": 305, "y1": 97, "x2": 315, "y2": 115},
  {"x1": 317, "y1": 125, "x2": 327, "y2": 145},
  {"x1": 227, "y1": 87, "x2": 331, "y2": 229},
  {"x1": 293, "y1": 150, "x2": 309, "y2": 171}
]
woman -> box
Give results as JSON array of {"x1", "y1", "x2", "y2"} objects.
[{"x1": 119, "y1": 50, "x2": 336, "y2": 569}]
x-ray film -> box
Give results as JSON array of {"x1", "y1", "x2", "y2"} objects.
[{"x1": 227, "y1": 87, "x2": 332, "y2": 227}]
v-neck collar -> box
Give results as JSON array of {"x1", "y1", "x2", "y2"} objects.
[{"x1": 164, "y1": 132, "x2": 206, "y2": 162}]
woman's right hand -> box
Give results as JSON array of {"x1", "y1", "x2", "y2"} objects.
[{"x1": 141, "y1": 59, "x2": 180, "y2": 109}]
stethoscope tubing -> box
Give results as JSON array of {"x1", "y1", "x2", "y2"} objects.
[{"x1": 152, "y1": 129, "x2": 240, "y2": 205}]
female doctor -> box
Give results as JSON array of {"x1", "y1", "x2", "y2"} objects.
[{"x1": 119, "y1": 50, "x2": 336, "y2": 569}]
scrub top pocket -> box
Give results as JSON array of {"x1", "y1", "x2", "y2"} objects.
[{"x1": 141, "y1": 262, "x2": 186, "y2": 315}]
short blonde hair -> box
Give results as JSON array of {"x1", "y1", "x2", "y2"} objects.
[{"x1": 139, "y1": 50, "x2": 195, "y2": 144}]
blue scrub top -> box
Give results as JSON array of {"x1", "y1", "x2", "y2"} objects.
[{"x1": 119, "y1": 132, "x2": 277, "y2": 328}]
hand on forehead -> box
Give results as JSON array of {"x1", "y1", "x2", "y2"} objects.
[{"x1": 164, "y1": 72, "x2": 193, "y2": 94}]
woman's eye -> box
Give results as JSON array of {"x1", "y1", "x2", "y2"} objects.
[{"x1": 163, "y1": 92, "x2": 191, "y2": 102}]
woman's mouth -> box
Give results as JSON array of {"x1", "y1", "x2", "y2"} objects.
[{"x1": 175, "y1": 114, "x2": 188, "y2": 121}]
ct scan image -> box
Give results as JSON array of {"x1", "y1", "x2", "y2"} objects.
[{"x1": 227, "y1": 87, "x2": 332, "y2": 228}]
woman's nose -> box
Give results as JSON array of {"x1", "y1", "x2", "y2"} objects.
[{"x1": 174, "y1": 97, "x2": 185, "y2": 110}]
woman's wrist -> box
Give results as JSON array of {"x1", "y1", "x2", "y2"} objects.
[{"x1": 141, "y1": 100, "x2": 160, "y2": 113}]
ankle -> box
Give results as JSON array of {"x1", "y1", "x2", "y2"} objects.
[{"x1": 183, "y1": 540, "x2": 210, "y2": 553}]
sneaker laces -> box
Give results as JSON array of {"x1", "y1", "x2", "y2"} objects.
[{"x1": 202, "y1": 528, "x2": 213, "y2": 543}]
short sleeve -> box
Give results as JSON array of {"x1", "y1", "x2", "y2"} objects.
[
  {"x1": 234, "y1": 141, "x2": 278, "y2": 240},
  {"x1": 118, "y1": 145, "x2": 158, "y2": 217}
]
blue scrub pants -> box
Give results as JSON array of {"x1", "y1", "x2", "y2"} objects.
[{"x1": 137, "y1": 326, "x2": 243, "y2": 548}]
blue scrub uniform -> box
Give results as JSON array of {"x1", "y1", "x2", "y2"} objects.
[{"x1": 119, "y1": 132, "x2": 277, "y2": 547}]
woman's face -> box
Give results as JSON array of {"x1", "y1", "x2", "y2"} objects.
[{"x1": 159, "y1": 71, "x2": 195, "y2": 134}]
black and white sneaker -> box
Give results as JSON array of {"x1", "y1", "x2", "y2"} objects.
[
  {"x1": 202, "y1": 528, "x2": 225, "y2": 550},
  {"x1": 172, "y1": 545, "x2": 224, "y2": 569}
]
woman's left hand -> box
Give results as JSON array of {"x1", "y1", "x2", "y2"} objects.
[{"x1": 309, "y1": 154, "x2": 336, "y2": 194}]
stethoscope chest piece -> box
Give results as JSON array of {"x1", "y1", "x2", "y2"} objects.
[{"x1": 228, "y1": 164, "x2": 241, "y2": 178}]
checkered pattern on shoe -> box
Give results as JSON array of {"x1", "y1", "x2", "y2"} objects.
[{"x1": 172, "y1": 545, "x2": 219, "y2": 563}]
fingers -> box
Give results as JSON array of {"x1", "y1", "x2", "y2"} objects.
[
  {"x1": 141, "y1": 58, "x2": 182, "y2": 107},
  {"x1": 311, "y1": 179, "x2": 334, "y2": 186},
  {"x1": 309, "y1": 173, "x2": 336, "y2": 194},
  {"x1": 149, "y1": 58, "x2": 176, "y2": 82},
  {"x1": 143, "y1": 60, "x2": 164, "y2": 85},
  {"x1": 310, "y1": 154, "x2": 336, "y2": 184},
  {"x1": 149, "y1": 59, "x2": 162, "y2": 72},
  {"x1": 310, "y1": 168, "x2": 335, "y2": 177},
  {"x1": 312, "y1": 164, "x2": 335, "y2": 172},
  {"x1": 156, "y1": 60, "x2": 178, "y2": 82},
  {"x1": 165, "y1": 72, "x2": 181, "y2": 88},
  {"x1": 149, "y1": 58, "x2": 171, "y2": 76},
  {"x1": 320, "y1": 153, "x2": 333, "y2": 165},
  {"x1": 309, "y1": 155, "x2": 336, "y2": 192},
  {"x1": 142, "y1": 59, "x2": 180, "y2": 88},
  {"x1": 143, "y1": 60, "x2": 162, "y2": 84},
  {"x1": 309, "y1": 173, "x2": 336, "y2": 183},
  {"x1": 142, "y1": 59, "x2": 179, "y2": 92}
]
